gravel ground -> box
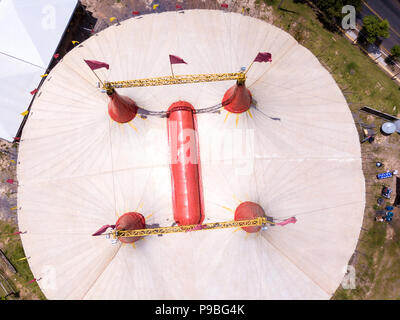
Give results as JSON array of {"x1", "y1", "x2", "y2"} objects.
[
  {"x1": 0, "y1": 139, "x2": 18, "y2": 224},
  {"x1": 80, "y1": 0, "x2": 274, "y2": 32}
]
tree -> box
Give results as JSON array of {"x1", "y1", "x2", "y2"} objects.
[
  {"x1": 386, "y1": 44, "x2": 400, "y2": 65},
  {"x1": 391, "y1": 45, "x2": 400, "y2": 61},
  {"x1": 314, "y1": 0, "x2": 362, "y2": 23},
  {"x1": 361, "y1": 15, "x2": 390, "y2": 44}
]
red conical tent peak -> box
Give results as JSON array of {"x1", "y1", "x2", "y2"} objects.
[
  {"x1": 222, "y1": 82, "x2": 252, "y2": 114},
  {"x1": 108, "y1": 90, "x2": 138, "y2": 123},
  {"x1": 234, "y1": 201, "x2": 265, "y2": 233},
  {"x1": 115, "y1": 212, "x2": 146, "y2": 243}
]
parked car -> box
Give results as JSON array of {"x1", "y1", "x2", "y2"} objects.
[{"x1": 382, "y1": 186, "x2": 392, "y2": 199}]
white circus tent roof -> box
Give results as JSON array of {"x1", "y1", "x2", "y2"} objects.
[
  {"x1": 17, "y1": 10, "x2": 365, "y2": 299},
  {"x1": 0, "y1": 0, "x2": 78, "y2": 141}
]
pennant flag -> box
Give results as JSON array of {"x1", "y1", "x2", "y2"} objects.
[
  {"x1": 221, "y1": 3, "x2": 228, "y2": 8},
  {"x1": 40, "y1": 74, "x2": 48, "y2": 78},
  {"x1": 21, "y1": 110, "x2": 29, "y2": 116},
  {"x1": 28, "y1": 278, "x2": 41, "y2": 284},
  {"x1": 132, "y1": 11, "x2": 140, "y2": 15},
  {"x1": 254, "y1": 52, "x2": 272, "y2": 63},
  {"x1": 10, "y1": 160, "x2": 15, "y2": 164},
  {"x1": 13, "y1": 137, "x2": 20, "y2": 141},
  {"x1": 6, "y1": 179, "x2": 14, "y2": 184},
  {"x1": 275, "y1": 217, "x2": 297, "y2": 226},
  {"x1": 30, "y1": 88, "x2": 38, "y2": 95},
  {"x1": 17, "y1": 256, "x2": 29, "y2": 262},
  {"x1": 10, "y1": 206, "x2": 17, "y2": 211},
  {"x1": 176, "y1": 4, "x2": 182, "y2": 9},
  {"x1": 109, "y1": 17, "x2": 117, "y2": 22},
  {"x1": 153, "y1": 4, "x2": 159, "y2": 9},
  {"x1": 72, "y1": 40, "x2": 79, "y2": 45},
  {"x1": 92, "y1": 224, "x2": 116, "y2": 236},
  {"x1": 84, "y1": 59, "x2": 110, "y2": 70},
  {"x1": 12, "y1": 231, "x2": 24, "y2": 235},
  {"x1": 53, "y1": 53, "x2": 60, "y2": 59},
  {"x1": 169, "y1": 54, "x2": 187, "y2": 64}
]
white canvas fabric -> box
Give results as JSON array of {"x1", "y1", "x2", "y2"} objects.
[
  {"x1": 17, "y1": 10, "x2": 365, "y2": 299},
  {"x1": 0, "y1": 0, "x2": 77, "y2": 140}
]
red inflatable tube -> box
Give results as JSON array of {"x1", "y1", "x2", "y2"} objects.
[{"x1": 167, "y1": 101, "x2": 204, "y2": 226}]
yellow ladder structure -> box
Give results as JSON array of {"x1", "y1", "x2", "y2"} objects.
[
  {"x1": 113, "y1": 217, "x2": 274, "y2": 238},
  {"x1": 104, "y1": 72, "x2": 246, "y2": 89}
]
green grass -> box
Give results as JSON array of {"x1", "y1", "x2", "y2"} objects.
[
  {"x1": 0, "y1": 221, "x2": 46, "y2": 300},
  {"x1": 345, "y1": 61, "x2": 359, "y2": 74},
  {"x1": 366, "y1": 223, "x2": 386, "y2": 248},
  {"x1": 269, "y1": 0, "x2": 400, "y2": 115}
]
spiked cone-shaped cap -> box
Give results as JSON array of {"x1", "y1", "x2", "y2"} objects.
[
  {"x1": 222, "y1": 81, "x2": 252, "y2": 113},
  {"x1": 108, "y1": 90, "x2": 138, "y2": 123}
]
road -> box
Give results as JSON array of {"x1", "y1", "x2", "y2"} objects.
[{"x1": 357, "y1": 0, "x2": 400, "y2": 54}]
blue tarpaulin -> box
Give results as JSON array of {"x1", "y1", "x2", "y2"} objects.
[{"x1": 377, "y1": 172, "x2": 393, "y2": 179}]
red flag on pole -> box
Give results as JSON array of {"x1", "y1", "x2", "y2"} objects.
[
  {"x1": 84, "y1": 59, "x2": 110, "y2": 70},
  {"x1": 6, "y1": 179, "x2": 14, "y2": 184},
  {"x1": 253, "y1": 52, "x2": 272, "y2": 63},
  {"x1": 132, "y1": 10, "x2": 140, "y2": 15},
  {"x1": 275, "y1": 217, "x2": 297, "y2": 226},
  {"x1": 169, "y1": 54, "x2": 187, "y2": 64},
  {"x1": 176, "y1": 4, "x2": 182, "y2": 9},
  {"x1": 53, "y1": 53, "x2": 60, "y2": 59},
  {"x1": 221, "y1": 3, "x2": 228, "y2": 8},
  {"x1": 92, "y1": 224, "x2": 116, "y2": 236},
  {"x1": 30, "y1": 88, "x2": 38, "y2": 95},
  {"x1": 28, "y1": 278, "x2": 41, "y2": 284}
]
